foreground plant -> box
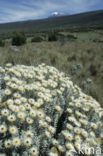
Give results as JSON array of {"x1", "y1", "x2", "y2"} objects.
[{"x1": 0, "y1": 63, "x2": 103, "y2": 156}]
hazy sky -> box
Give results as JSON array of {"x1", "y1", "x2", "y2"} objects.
[{"x1": 0, "y1": 0, "x2": 103, "y2": 23}]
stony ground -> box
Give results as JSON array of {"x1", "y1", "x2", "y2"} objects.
[{"x1": 0, "y1": 30, "x2": 103, "y2": 106}]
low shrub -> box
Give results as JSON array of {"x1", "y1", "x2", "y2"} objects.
[
  {"x1": 0, "y1": 39, "x2": 5, "y2": 47},
  {"x1": 48, "y1": 32, "x2": 58, "y2": 41},
  {"x1": 12, "y1": 33, "x2": 26, "y2": 46},
  {"x1": 67, "y1": 34, "x2": 77, "y2": 40},
  {"x1": 31, "y1": 35, "x2": 43, "y2": 42}
]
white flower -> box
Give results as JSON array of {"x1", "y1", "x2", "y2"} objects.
[
  {"x1": 37, "y1": 92, "x2": 44, "y2": 98},
  {"x1": 23, "y1": 138, "x2": 32, "y2": 147},
  {"x1": 65, "y1": 142, "x2": 74, "y2": 150},
  {"x1": 37, "y1": 98, "x2": 44, "y2": 105},
  {"x1": 55, "y1": 106, "x2": 61, "y2": 112},
  {"x1": 90, "y1": 122, "x2": 97, "y2": 130},
  {"x1": 81, "y1": 129, "x2": 88, "y2": 138},
  {"x1": 48, "y1": 126, "x2": 55, "y2": 134},
  {"x1": 12, "y1": 105, "x2": 19, "y2": 113},
  {"x1": 29, "y1": 110, "x2": 36, "y2": 118},
  {"x1": 74, "y1": 127, "x2": 81, "y2": 135},
  {"x1": 66, "y1": 123, "x2": 73, "y2": 130},
  {"x1": 28, "y1": 98, "x2": 35, "y2": 105},
  {"x1": 14, "y1": 99, "x2": 21, "y2": 105},
  {"x1": 19, "y1": 105, "x2": 26, "y2": 111},
  {"x1": 34, "y1": 102, "x2": 41, "y2": 108},
  {"x1": 7, "y1": 114, "x2": 16, "y2": 122},
  {"x1": 57, "y1": 145, "x2": 65, "y2": 153},
  {"x1": 49, "y1": 147, "x2": 58, "y2": 156},
  {"x1": 7, "y1": 99, "x2": 14, "y2": 105},
  {"x1": 6, "y1": 63, "x2": 12, "y2": 68},
  {"x1": 52, "y1": 139, "x2": 58, "y2": 146},
  {"x1": 9, "y1": 126, "x2": 18, "y2": 135},
  {"x1": 0, "y1": 125, "x2": 7, "y2": 133},
  {"x1": 10, "y1": 83, "x2": 18, "y2": 90},
  {"x1": 24, "y1": 103, "x2": 31, "y2": 110},
  {"x1": 25, "y1": 131, "x2": 33, "y2": 138},
  {"x1": 29, "y1": 147, "x2": 38, "y2": 156},
  {"x1": 12, "y1": 137, "x2": 21, "y2": 147},
  {"x1": 45, "y1": 116, "x2": 51, "y2": 123},
  {"x1": 65, "y1": 151, "x2": 74, "y2": 156},
  {"x1": 79, "y1": 119, "x2": 88, "y2": 126},
  {"x1": 65, "y1": 133, "x2": 73, "y2": 141},
  {"x1": 1, "y1": 109, "x2": 9, "y2": 116},
  {"x1": 4, "y1": 89, "x2": 11, "y2": 95},
  {"x1": 37, "y1": 110, "x2": 44, "y2": 119},
  {"x1": 39, "y1": 120, "x2": 48, "y2": 128},
  {"x1": 4, "y1": 140, "x2": 12, "y2": 148},
  {"x1": 44, "y1": 131, "x2": 51, "y2": 138},
  {"x1": 13, "y1": 93, "x2": 21, "y2": 98},
  {"x1": 26, "y1": 117, "x2": 33, "y2": 124},
  {"x1": 66, "y1": 108, "x2": 73, "y2": 114},
  {"x1": 68, "y1": 116, "x2": 76, "y2": 123},
  {"x1": 18, "y1": 86, "x2": 24, "y2": 92},
  {"x1": 4, "y1": 76, "x2": 10, "y2": 82},
  {"x1": 17, "y1": 112, "x2": 26, "y2": 120},
  {"x1": 20, "y1": 97, "x2": 27, "y2": 103}
]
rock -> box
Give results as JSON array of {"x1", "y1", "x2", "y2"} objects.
[{"x1": 9, "y1": 46, "x2": 19, "y2": 53}]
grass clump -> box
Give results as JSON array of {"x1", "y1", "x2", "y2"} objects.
[{"x1": 12, "y1": 32, "x2": 26, "y2": 46}]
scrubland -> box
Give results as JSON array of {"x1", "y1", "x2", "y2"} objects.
[{"x1": 0, "y1": 30, "x2": 103, "y2": 106}]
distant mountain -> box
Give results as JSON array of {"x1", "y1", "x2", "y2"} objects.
[
  {"x1": 48, "y1": 12, "x2": 66, "y2": 18},
  {"x1": 0, "y1": 10, "x2": 103, "y2": 36}
]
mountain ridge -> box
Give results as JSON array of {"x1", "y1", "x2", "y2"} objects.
[{"x1": 0, "y1": 10, "x2": 103, "y2": 35}]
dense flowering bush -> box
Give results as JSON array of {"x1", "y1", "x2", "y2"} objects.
[{"x1": 0, "y1": 63, "x2": 103, "y2": 156}]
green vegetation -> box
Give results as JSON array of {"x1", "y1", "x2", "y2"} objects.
[
  {"x1": 12, "y1": 33, "x2": 26, "y2": 46},
  {"x1": 31, "y1": 35, "x2": 43, "y2": 42},
  {"x1": 0, "y1": 39, "x2": 5, "y2": 47},
  {"x1": 48, "y1": 32, "x2": 58, "y2": 41},
  {"x1": 67, "y1": 34, "x2": 77, "y2": 40}
]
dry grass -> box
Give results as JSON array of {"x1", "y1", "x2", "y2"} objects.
[{"x1": 0, "y1": 30, "x2": 103, "y2": 106}]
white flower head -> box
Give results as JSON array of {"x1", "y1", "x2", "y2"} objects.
[
  {"x1": 0, "y1": 125, "x2": 7, "y2": 133},
  {"x1": 29, "y1": 147, "x2": 38, "y2": 156},
  {"x1": 1, "y1": 109, "x2": 9, "y2": 116},
  {"x1": 7, "y1": 114, "x2": 16, "y2": 122},
  {"x1": 9, "y1": 126, "x2": 18, "y2": 135},
  {"x1": 23, "y1": 138, "x2": 32, "y2": 147},
  {"x1": 4, "y1": 89, "x2": 11, "y2": 96},
  {"x1": 12, "y1": 137, "x2": 21, "y2": 147},
  {"x1": 4, "y1": 140, "x2": 12, "y2": 148}
]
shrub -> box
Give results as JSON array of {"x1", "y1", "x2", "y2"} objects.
[
  {"x1": 0, "y1": 39, "x2": 5, "y2": 47},
  {"x1": 31, "y1": 35, "x2": 43, "y2": 42},
  {"x1": 0, "y1": 63, "x2": 103, "y2": 155},
  {"x1": 12, "y1": 33, "x2": 26, "y2": 46},
  {"x1": 48, "y1": 32, "x2": 58, "y2": 41},
  {"x1": 67, "y1": 34, "x2": 77, "y2": 40}
]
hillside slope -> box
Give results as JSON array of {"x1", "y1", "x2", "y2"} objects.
[{"x1": 0, "y1": 10, "x2": 103, "y2": 34}]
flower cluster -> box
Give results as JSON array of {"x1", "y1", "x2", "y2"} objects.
[{"x1": 0, "y1": 63, "x2": 103, "y2": 156}]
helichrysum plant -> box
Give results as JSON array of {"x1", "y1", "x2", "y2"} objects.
[{"x1": 0, "y1": 63, "x2": 103, "y2": 156}]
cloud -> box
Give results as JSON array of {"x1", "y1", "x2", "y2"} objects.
[{"x1": 0, "y1": 0, "x2": 103, "y2": 23}]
